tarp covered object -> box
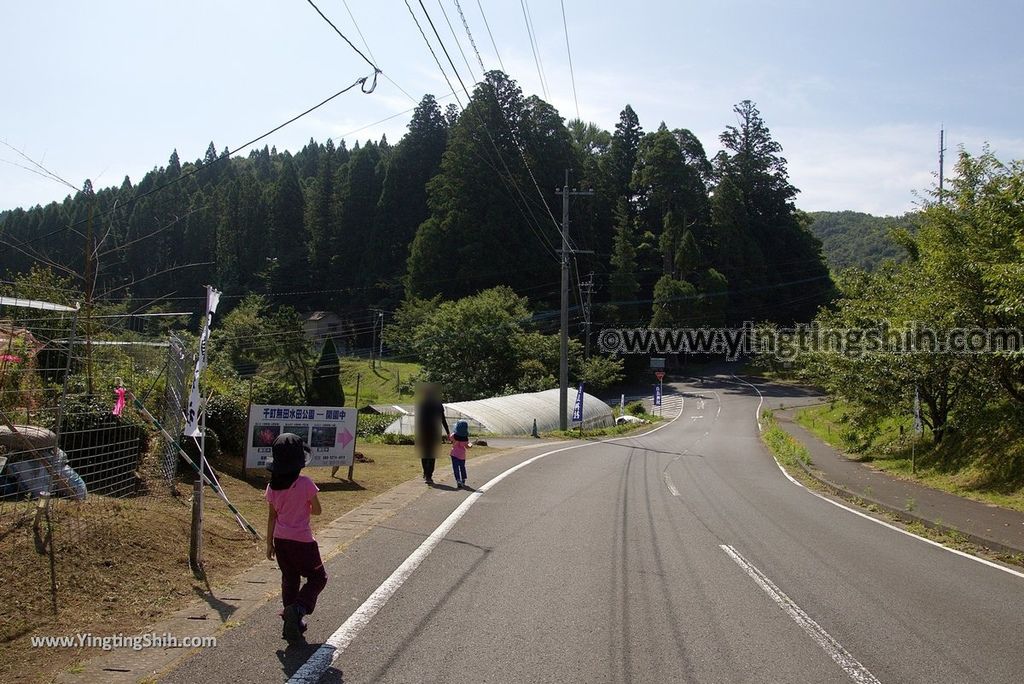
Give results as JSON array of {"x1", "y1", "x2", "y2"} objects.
[{"x1": 384, "y1": 388, "x2": 613, "y2": 436}]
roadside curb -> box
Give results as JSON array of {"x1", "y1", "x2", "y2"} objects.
[
  {"x1": 54, "y1": 441, "x2": 553, "y2": 684},
  {"x1": 774, "y1": 411, "x2": 1024, "y2": 558}
]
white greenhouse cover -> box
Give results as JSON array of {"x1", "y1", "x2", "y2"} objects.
[{"x1": 384, "y1": 387, "x2": 613, "y2": 436}]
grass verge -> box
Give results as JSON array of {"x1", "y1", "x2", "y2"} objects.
[
  {"x1": 761, "y1": 410, "x2": 811, "y2": 468},
  {"x1": 759, "y1": 411, "x2": 1024, "y2": 571},
  {"x1": 796, "y1": 401, "x2": 1024, "y2": 514},
  {"x1": 542, "y1": 415, "x2": 663, "y2": 440}
]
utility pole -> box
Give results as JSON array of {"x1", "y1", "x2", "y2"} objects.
[
  {"x1": 938, "y1": 127, "x2": 946, "y2": 205},
  {"x1": 555, "y1": 170, "x2": 594, "y2": 430},
  {"x1": 581, "y1": 272, "x2": 595, "y2": 359},
  {"x1": 369, "y1": 308, "x2": 385, "y2": 370}
]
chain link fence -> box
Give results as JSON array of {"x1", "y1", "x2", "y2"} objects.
[{"x1": 0, "y1": 297, "x2": 185, "y2": 640}]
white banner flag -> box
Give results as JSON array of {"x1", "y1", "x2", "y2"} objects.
[{"x1": 184, "y1": 286, "x2": 221, "y2": 437}]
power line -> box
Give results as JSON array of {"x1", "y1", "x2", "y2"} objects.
[
  {"x1": 435, "y1": 0, "x2": 478, "y2": 84},
  {"x1": 442, "y1": 0, "x2": 566, "y2": 244},
  {"x1": 303, "y1": 0, "x2": 381, "y2": 75},
  {"x1": 404, "y1": 0, "x2": 465, "y2": 109},
  {"x1": 416, "y1": 0, "x2": 473, "y2": 102},
  {"x1": 473, "y1": 0, "x2": 506, "y2": 73},
  {"x1": 452, "y1": 0, "x2": 486, "y2": 74},
  {"x1": 559, "y1": 0, "x2": 581, "y2": 120},
  {"x1": 337, "y1": 0, "x2": 419, "y2": 104},
  {"x1": 3, "y1": 77, "x2": 378, "y2": 253},
  {"x1": 405, "y1": 0, "x2": 560, "y2": 261},
  {"x1": 519, "y1": 0, "x2": 549, "y2": 99}
]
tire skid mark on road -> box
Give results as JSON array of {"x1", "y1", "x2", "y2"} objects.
[
  {"x1": 288, "y1": 400, "x2": 686, "y2": 683},
  {"x1": 662, "y1": 472, "x2": 680, "y2": 497},
  {"x1": 640, "y1": 444, "x2": 697, "y2": 683},
  {"x1": 720, "y1": 544, "x2": 882, "y2": 684}
]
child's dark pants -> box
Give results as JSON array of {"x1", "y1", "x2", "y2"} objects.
[
  {"x1": 273, "y1": 538, "x2": 327, "y2": 614},
  {"x1": 451, "y1": 456, "x2": 467, "y2": 483}
]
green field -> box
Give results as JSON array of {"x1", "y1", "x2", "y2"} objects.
[{"x1": 341, "y1": 358, "x2": 422, "y2": 407}]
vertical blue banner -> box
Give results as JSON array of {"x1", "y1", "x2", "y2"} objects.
[
  {"x1": 653, "y1": 383, "x2": 662, "y2": 407},
  {"x1": 572, "y1": 382, "x2": 585, "y2": 422}
]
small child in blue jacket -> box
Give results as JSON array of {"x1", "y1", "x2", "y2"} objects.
[{"x1": 449, "y1": 420, "x2": 472, "y2": 488}]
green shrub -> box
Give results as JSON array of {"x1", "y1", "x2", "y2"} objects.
[
  {"x1": 381, "y1": 432, "x2": 415, "y2": 445},
  {"x1": 626, "y1": 401, "x2": 648, "y2": 417},
  {"x1": 179, "y1": 427, "x2": 222, "y2": 469},
  {"x1": 357, "y1": 413, "x2": 397, "y2": 438}
]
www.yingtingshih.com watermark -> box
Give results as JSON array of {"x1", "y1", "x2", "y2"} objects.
[
  {"x1": 30, "y1": 632, "x2": 217, "y2": 651},
  {"x1": 597, "y1": 322, "x2": 1024, "y2": 360}
]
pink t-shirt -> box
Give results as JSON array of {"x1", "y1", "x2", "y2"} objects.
[
  {"x1": 265, "y1": 475, "x2": 319, "y2": 543},
  {"x1": 450, "y1": 439, "x2": 470, "y2": 460}
]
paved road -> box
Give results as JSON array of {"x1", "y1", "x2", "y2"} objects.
[{"x1": 165, "y1": 374, "x2": 1024, "y2": 683}]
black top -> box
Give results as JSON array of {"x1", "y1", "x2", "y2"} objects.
[{"x1": 416, "y1": 398, "x2": 450, "y2": 440}]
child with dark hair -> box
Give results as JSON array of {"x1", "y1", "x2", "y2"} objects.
[
  {"x1": 265, "y1": 433, "x2": 326, "y2": 643},
  {"x1": 449, "y1": 419, "x2": 472, "y2": 489}
]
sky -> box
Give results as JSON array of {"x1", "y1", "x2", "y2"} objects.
[{"x1": 2, "y1": 0, "x2": 1022, "y2": 215}]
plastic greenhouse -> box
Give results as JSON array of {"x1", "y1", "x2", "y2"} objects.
[{"x1": 383, "y1": 388, "x2": 614, "y2": 436}]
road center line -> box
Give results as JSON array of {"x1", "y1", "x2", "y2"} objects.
[
  {"x1": 719, "y1": 544, "x2": 881, "y2": 684},
  {"x1": 288, "y1": 396, "x2": 685, "y2": 683}
]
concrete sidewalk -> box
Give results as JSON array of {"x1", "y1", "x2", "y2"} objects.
[{"x1": 776, "y1": 410, "x2": 1024, "y2": 555}]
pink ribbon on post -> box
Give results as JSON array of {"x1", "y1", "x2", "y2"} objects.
[{"x1": 112, "y1": 387, "x2": 126, "y2": 417}]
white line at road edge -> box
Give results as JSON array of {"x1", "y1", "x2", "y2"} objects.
[
  {"x1": 720, "y1": 544, "x2": 881, "y2": 684},
  {"x1": 731, "y1": 373, "x2": 763, "y2": 431},
  {"x1": 733, "y1": 375, "x2": 1024, "y2": 581},
  {"x1": 288, "y1": 398, "x2": 686, "y2": 683}
]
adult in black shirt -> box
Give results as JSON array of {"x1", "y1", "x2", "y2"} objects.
[{"x1": 415, "y1": 383, "x2": 449, "y2": 484}]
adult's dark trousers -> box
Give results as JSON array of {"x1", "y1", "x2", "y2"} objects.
[{"x1": 419, "y1": 438, "x2": 437, "y2": 480}]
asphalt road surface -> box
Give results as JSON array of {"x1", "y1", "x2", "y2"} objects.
[{"x1": 165, "y1": 374, "x2": 1024, "y2": 683}]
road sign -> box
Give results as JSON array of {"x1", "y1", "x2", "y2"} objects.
[
  {"x1": 653, "y1": 383, "x2": 662, "y2": 407},
  {"x1": 572, "y1": 382, "x2": 585, "y2": 422},
  {"x1": 655, "y1": 370, "x2": 665, "y2": 381},
  {"x1": 650, "y1": 357, "x2": 666, "y2": 369},
  {"x1": 246, "y1": 404, "x2": 357, "y2": 469}
]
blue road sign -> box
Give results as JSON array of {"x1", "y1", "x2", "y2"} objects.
[{"x1": 653, "y1": 383, "x2": 662, "y2": 407}]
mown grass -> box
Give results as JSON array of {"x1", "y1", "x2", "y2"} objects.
[
  {"x1": 340, "y1": 358, "x2": 422, "y2": 407},
  {"x1": 796, "y1": 400, "x2": 1024, "y2": 513}
]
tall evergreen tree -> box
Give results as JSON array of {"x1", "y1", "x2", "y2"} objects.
[
  {"x1": 266, "y1": 155, "x2": 308, "y2": 297},
  {"x1": 308, "y1": 337, "x2": 345, "y2": 406}
]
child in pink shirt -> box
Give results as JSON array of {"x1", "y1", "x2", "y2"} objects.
[
  {"x1": 265, "y1": 433, "x2": 326, "y2": 643},
  {"x1": 450, "y1": 420, "x2": 472, "y2": 488}
]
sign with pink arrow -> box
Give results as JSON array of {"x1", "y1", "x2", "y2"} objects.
[{"x1": 244, "y1": 404, "x2": 358, "y2": 469}]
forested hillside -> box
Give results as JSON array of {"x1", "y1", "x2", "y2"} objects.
[
  {"x1": 808, "y1": 210, "x2": 917, "y2": 272},
  {"x1": 1, "y1": 71, "x2": 834, "y2": 337}
]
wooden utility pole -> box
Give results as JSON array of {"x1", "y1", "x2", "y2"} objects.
[{"x1": 555, "y1": 170, "x2": 593, "y2": 430}]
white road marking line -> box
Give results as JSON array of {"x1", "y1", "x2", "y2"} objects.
[
  {"x1": 289, "y1": 398, "x2": 687, "y2": 683},
  {"x1": 663, "y1": 472, "x2": 680, "y2": 497},
  {"x1": 720, "y1": 544, "x2": 881, "y2": 684},
  {"x1": 731, "y1": 373, "x2": 764, "y2": 431},
  {"x1": 736, "y1": 379, "x2": 1024, "y2": 581}
]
